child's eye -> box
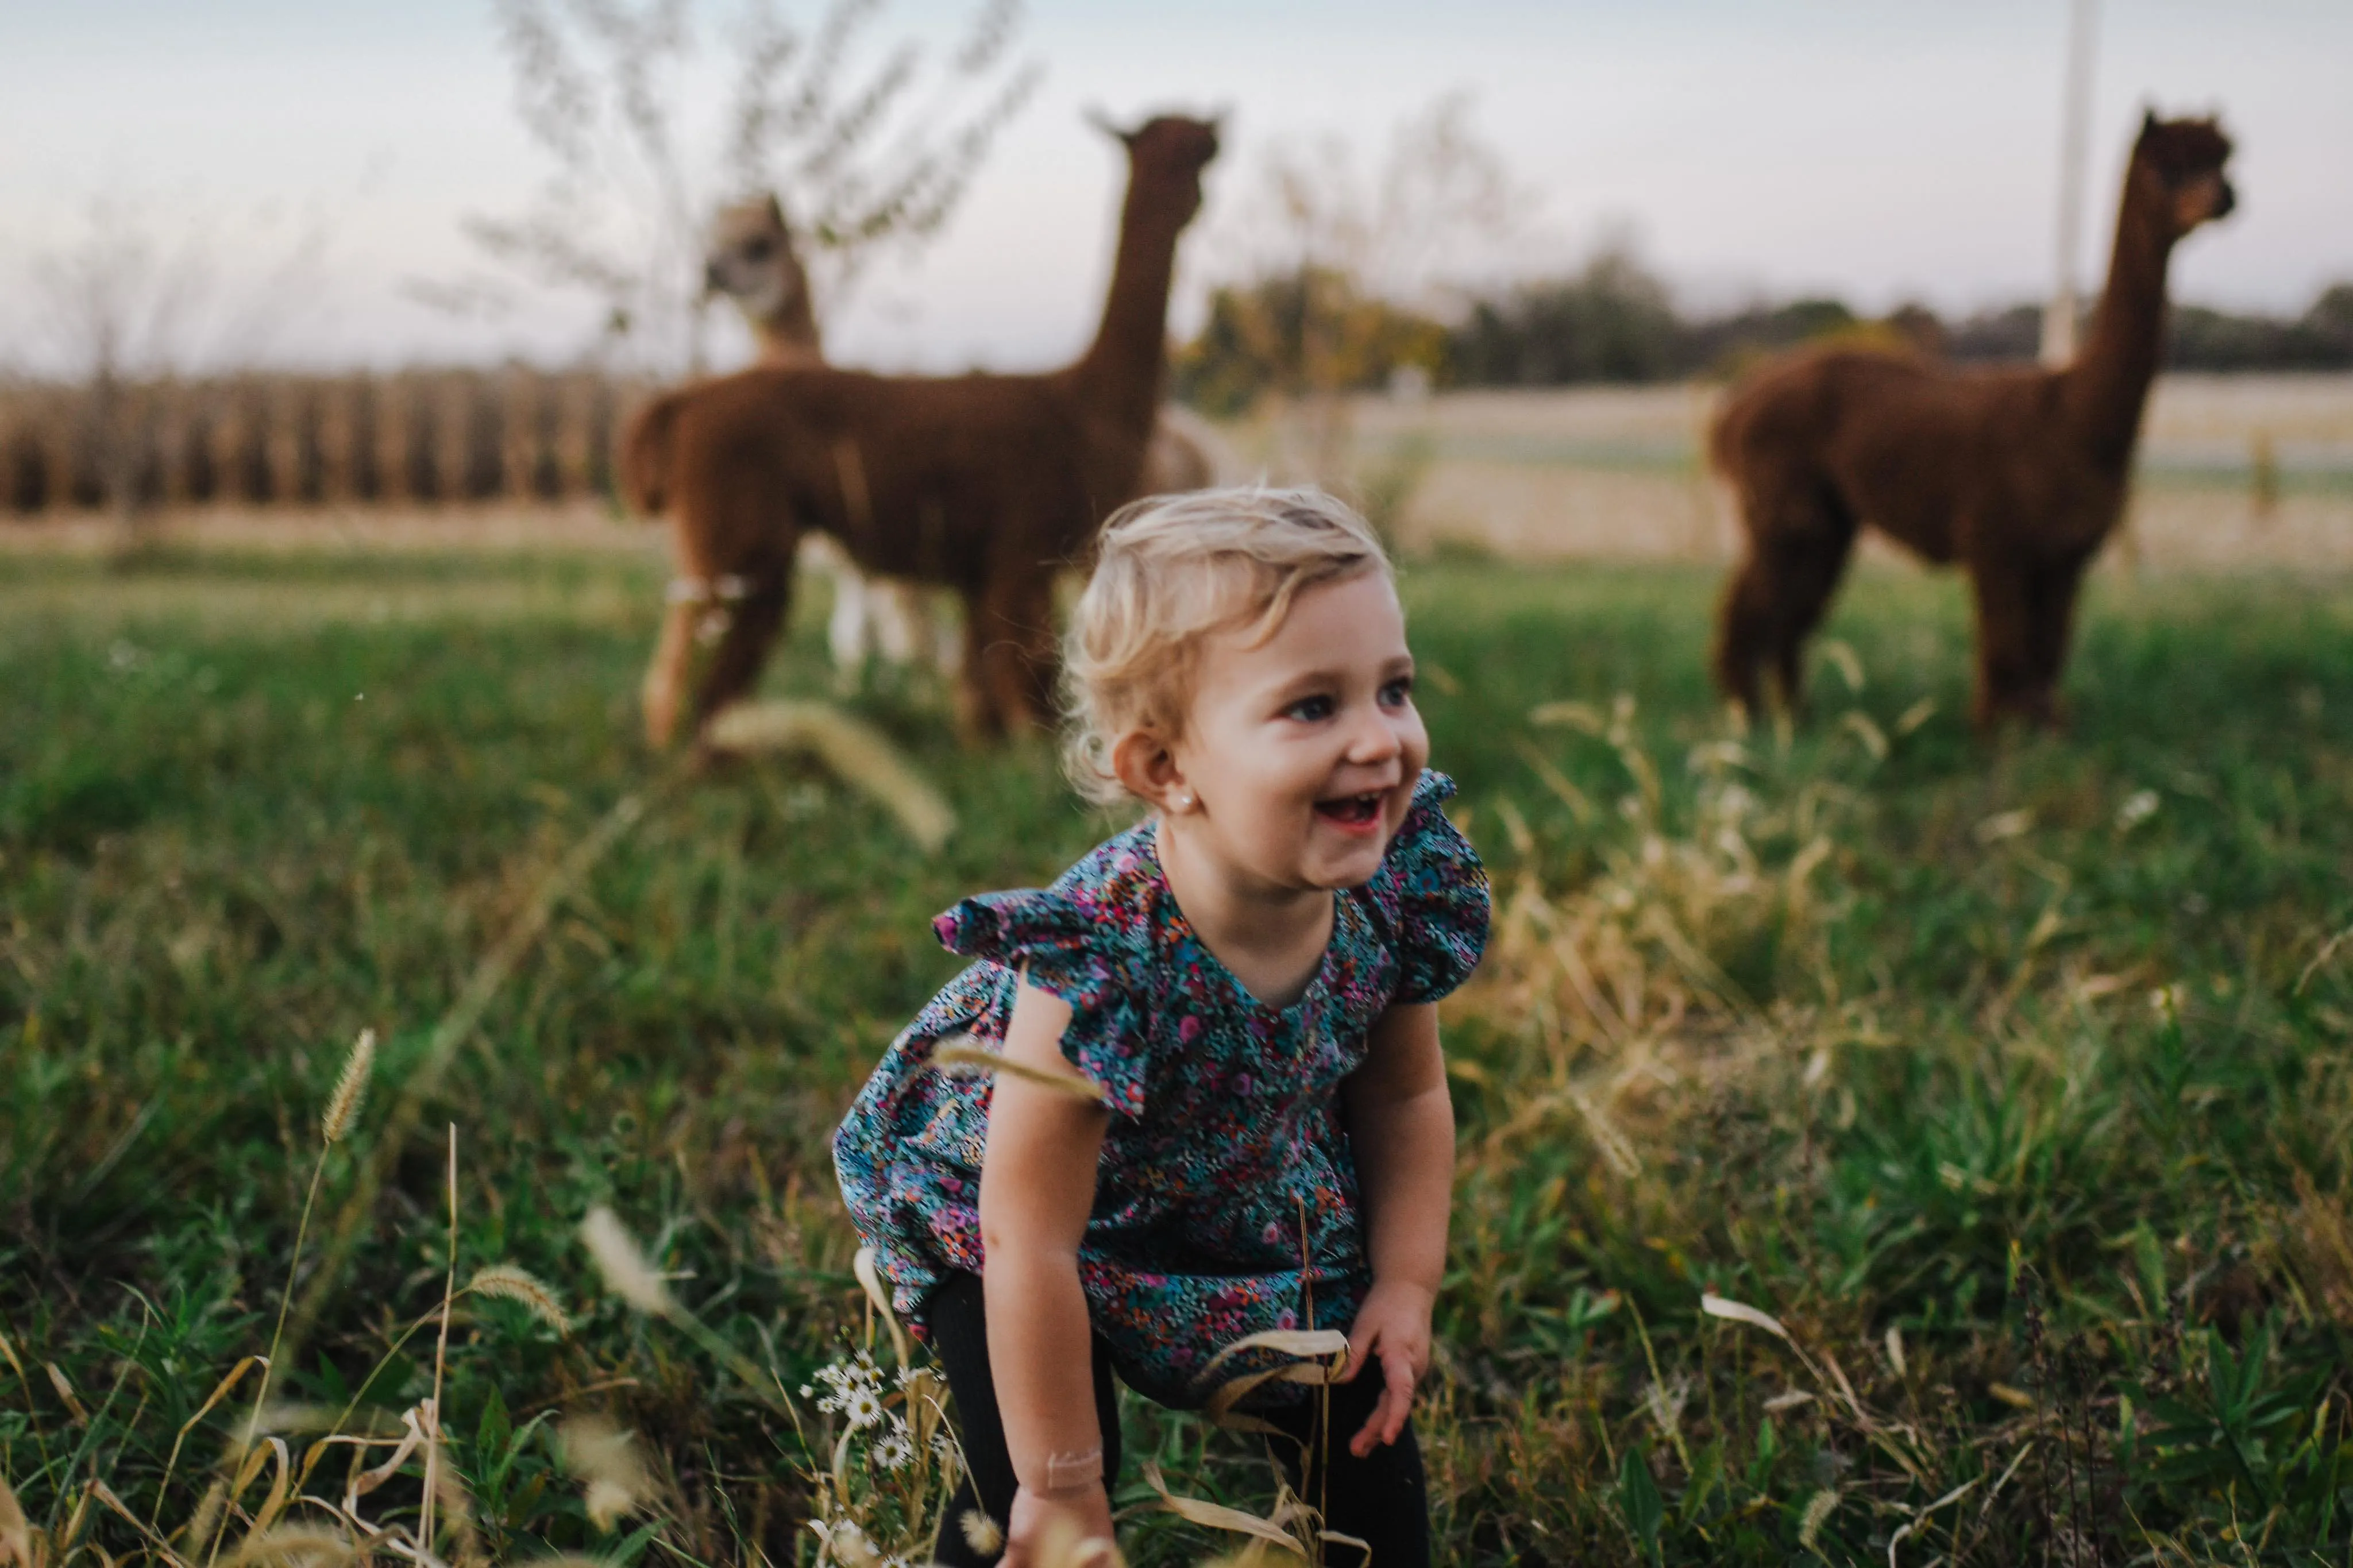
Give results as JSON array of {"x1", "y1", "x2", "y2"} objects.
[
  {"x1": 1380, "y1": 677, "x2": 1414, "y2": 708},
  {"x1": 1283, "y1": 694, "x2": 1336, "y2": 723}
]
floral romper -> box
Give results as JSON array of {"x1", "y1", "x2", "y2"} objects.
[{"x1": 831, "y1": 769, "x2": 1490, "y2": 1410}]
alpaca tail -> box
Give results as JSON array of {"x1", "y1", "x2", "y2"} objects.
[{"x1": 620, "y1": 389, "x2": 688, "y2": 517}]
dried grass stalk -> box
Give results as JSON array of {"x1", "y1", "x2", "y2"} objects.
[
  {"x1": 930, "y1": 1040, "x2": 1105, "y2": 1104},
  {"x1": 1699, "y1": 1293, "x2": 1792, "y2": 1343},
  {"x1": 0, "y1": 1474, "x2": 37, "y2": 1568},
  {"x1": 2287, "y1": 1168, "x2": 2353, "y2": 1323},
  {"x1": 850, "y1": 1247, "x2": 911, "y2": 1368},
  {"x1": 41, "y1": 1365, "x2": 87, "y2": 1424},
  {"x1": 1142, "y1": 1462, "x2": 1302, "y2": 1555},
  {"x1": 703, "y1": 698, "x2": 955, "y2": 850}
]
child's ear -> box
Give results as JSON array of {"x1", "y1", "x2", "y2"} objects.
[{"x1": 1110, "y1": 728, "x2": 1189, "y2": 812}]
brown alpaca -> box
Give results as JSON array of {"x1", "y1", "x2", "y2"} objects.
[
  {"x1": 1711, "y1": 113, "x2": 2235, "y2": 729},
  {"x1": 629, "y1": 115, "x2": 1219, "y2": 744},
  {"x1": 699, "y1": 185, "x2": 1226, "y2": 682},
  {"x1": 704, "y1": 194, "x2": 956, "y2": 677},
  {"x1": 704, "y1": 189, "x2": 1224, "y2": 495}
]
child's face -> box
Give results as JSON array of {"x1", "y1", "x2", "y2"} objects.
[{"x1": 1167, "y1": 570, "x2": 1429, "y2": 892}]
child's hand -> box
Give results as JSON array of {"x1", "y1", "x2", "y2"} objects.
[
  {"x1": 1337, "y1": 1278, "x2": 1434, "y2": 1457},
  {"x1": 1004, "y1": 1482, "x2": 1116, "y2": 1567}
]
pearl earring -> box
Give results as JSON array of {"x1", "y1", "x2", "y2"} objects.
[{"x1": 1170, "y1": 790, "x2": 1193, "y2": 812}]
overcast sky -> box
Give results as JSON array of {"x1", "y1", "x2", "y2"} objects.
[{"x1": 4, "y1": 0, "x2": 2347, "y2": 376}]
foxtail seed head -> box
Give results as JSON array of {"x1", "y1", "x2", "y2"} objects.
[
  {"x1": 465, "y1": 1264, "x2": 572, "y2": 1335},
  {"x1": 322, "y1": 1029, "x2": 375, "y2": 1144},
  {"x1": 580, "y1": 1207, "x2": 675, "y2": 1316}
]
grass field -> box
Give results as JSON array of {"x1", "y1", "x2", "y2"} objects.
[
  {"x1": 4, "y1": 534, "x2": 2352, "y2": 1566},
  {"x1": 1296, "y1": 374, "x2": 2353, "y2": 570}
]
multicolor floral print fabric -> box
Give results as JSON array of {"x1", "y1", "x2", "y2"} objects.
[{"x1": 832, "y1": 769, "x2": 1490, "y2": 1409}]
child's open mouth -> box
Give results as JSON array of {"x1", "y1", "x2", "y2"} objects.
[{"x1": 1313, "y1": 791, "x2": 1386, "y2": 832}]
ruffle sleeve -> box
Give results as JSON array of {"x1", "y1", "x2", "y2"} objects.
[
  {"x1": 1383, "y1": 771, "x2": 1492, "y2": 1004},
  {"x1": 933, "y1": 889, "x2": 1150, "y2": 1118}
]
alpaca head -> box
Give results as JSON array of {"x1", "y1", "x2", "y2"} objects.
[
  {"x1": 2131, "y1": 113, "x2": 2236, "y2": 240},
  {"x1": 1095, "y1": 113, "x2": 1222, "y2": 228},
  {"x1": 703, "y1": 194, "x2": 813, "y2": 325}
]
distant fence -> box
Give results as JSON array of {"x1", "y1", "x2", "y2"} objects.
[{"x1": 0, "y1": 370, "x2": 648, "y2": 516}]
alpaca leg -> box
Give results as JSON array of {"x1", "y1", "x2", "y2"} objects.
[
  {"x1": 1712, "y1": 478, "x2": 1786, "y2": 715},
  {"x1": 1764, "y1": 520, "x2": 1857, "y2": 710},
  {"x1": 642, "y1": 598, "x2": 700, "y2": 748},
  {"x1": 888, "y1": 585, "x2": 955, "y2": 678},
  {"x1": 1009, "y1": 590, "x2": 1062, "y2": 729},
  {"x1": 646, "y1": 515, "x2": 728, "y2": 748},
  {"x1": 962, "y1": 571, "x2": 1056, "y2": 741},
  {"x1": 827, "y1": 558, "x2": 873, "y2": 674},
  {"x1": 2019, "y1": 554, "x2": 2092, "y2": 727},
  {"x1": 691, "y1": 563, "x2": 794, "y2": 736},
  {"x1": 1712, "y1": 554, "x2": 1776, "y2": 717},
  {"x1": 1967, "y1": 560, "x2": 2037, "y2": 731},
  {"x1": 870, "y1": 580, "x2": 921, "y2": 666},
  {"x1": 1712, "y1": 486, "x2": 1853, "y2": 717},
  {"x1": 953, "y1": 587, "x2": 1004, "y2": 743},
  {"x1": 930, "y1": 591, "x2": 965, "y2": 679}
]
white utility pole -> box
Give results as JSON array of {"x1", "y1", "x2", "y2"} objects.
[{"x1": 2042, "y1": 0, "x2": 2100, "y2": 366}]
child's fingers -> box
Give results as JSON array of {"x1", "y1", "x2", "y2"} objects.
[
  {"x1": 1339, "y1": 1318, "x2": 1378, "y2": 1383},
  {"x1": 1347, "y1": 1341, "x2": 1418, "y2": 1456},
  {"x1": 1378, "y1": 1339, "x2": 1418, "y2": 1442}
]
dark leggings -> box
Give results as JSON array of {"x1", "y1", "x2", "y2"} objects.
[{"x1": 924, "y1": 1272, "x2": 1430, "y2": 1567}]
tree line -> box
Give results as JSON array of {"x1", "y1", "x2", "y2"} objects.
[{"x1": 1174, "y1": 246, "x2": 2353, "y2": 415}]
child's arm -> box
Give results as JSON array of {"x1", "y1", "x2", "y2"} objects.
[
  {"x1": 978, "y1": 978, "x2": 1115, "y2": 1553},
  {"x1": 1337, "y1": 999, "x2": 1454, "y2": 1457}
]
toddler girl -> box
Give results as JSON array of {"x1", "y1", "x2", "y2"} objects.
[{"x1": 833, "y1": 488, "x2": 1488, "y2": 1566}]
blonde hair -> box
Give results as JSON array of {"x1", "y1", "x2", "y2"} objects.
[{"x1": 1061, "y1": 485, "x2": 1392, "y2": 806}]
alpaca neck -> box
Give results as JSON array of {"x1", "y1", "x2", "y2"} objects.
[
  {"x1": 1072, "y1": 178, "x2": 1186, "y2": 436},
  {"x1": 2059, "y1": 171, "x2": 2177, "y2": 471},
  {"x1": 751, "y1": 295, "x2": 825, "y2": 369}
]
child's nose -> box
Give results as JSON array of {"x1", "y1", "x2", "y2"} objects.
[{"x1": 1344, "y1": 705, "x2": 1404, "y2": 763}]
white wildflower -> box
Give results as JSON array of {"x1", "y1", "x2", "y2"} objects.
[{"x1": 873, "y1": 1420, "x2": 913, "y2": 1470}]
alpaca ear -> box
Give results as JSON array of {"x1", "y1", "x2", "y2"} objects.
[
  {"x1": 2141, "y1": 107, "x2": 2159, "y2": 137},
  {"x1": 1083, "y1": 105, "x2": 1136, "y2": 146}
]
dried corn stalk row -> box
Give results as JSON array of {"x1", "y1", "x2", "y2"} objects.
[{"x1": 0, "y1": 370, "x2": 642, "y2": 515}]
